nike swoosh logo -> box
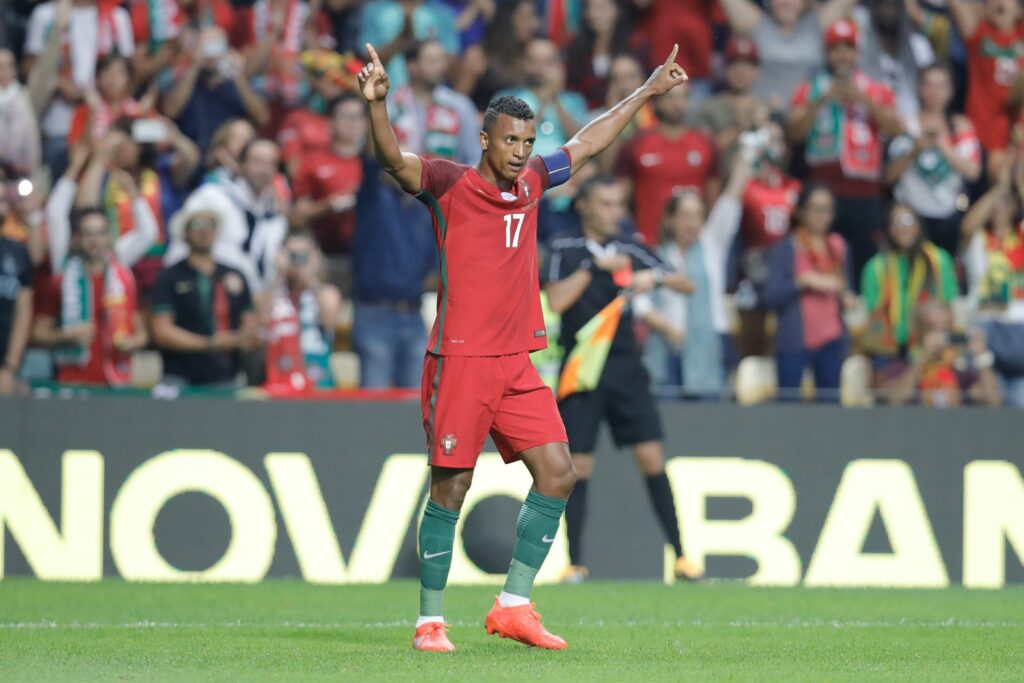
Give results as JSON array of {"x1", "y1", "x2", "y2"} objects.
[
  {"x1": 423, "y1": 550, "x2": 452, "y2": 560},
  {"x1": 542, "y1": 535, "x2": 555, "y2": 544}
]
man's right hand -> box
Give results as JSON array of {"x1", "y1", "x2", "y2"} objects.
[{"x1": 358, "y1": 43, "x2": 391, "y2": 103}]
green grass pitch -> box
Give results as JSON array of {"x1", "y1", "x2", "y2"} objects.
[{"x1": 1, "y1": 580, "x2": 1021, "y2": 682}]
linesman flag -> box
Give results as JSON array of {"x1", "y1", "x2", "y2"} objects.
[{"x1": 557, "y1": 294, "x2": 627, "y2": 400}]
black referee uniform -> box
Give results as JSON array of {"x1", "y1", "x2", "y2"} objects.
[
  {"x1": 546, "y1": 235, "x2": 691, "y2": 577},
  {"x1": 547, "y1": 236, "x2": 664, "y2": 452}
]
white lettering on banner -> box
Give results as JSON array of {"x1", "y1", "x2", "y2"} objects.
[
  {"x1": 805, "y1": 460, "x2": 949, "y2": 588},
  {"x1": 444, "y1": 454, "x2": 568, "y2": 585},
  {"x1": 266, "y1": 453, "x2": 427, "y2": 583},
  {"x1": 0, "y1": 450, "x2": 103, "y2": 580},
  {"x1": 2, "y1": 450, "x2": 1022, "y2": 586},
  {"x1": 963, "y1": 461, "x2": 1024, "y2": 589},
  {"x1": 665, "y1": 457, "x2": 802, "y2": 586},
  {"x1": 109, "y1": 450, "x2": 276, "y2": 582}
]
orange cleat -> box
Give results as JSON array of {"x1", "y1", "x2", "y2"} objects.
[
  {"x1": 674, "y1": 556, "x2": 705, "y2": 581},
  {"x1": 560, "y1": 564, "x2": 589, "y2": 584},
  {"x1": 484, "y1": 598, "x2": 567, "y2": 650},
  {"x1": 412, "y1": 621, "x2": 455, "y2": 652}
]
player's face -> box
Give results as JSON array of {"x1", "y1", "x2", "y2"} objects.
[
  {"x1": 580, "y1": 183, "x2": 626, "y2": 239},
  {"x1": 481, "y1": 114, "x2": 536, "y2": 183}
]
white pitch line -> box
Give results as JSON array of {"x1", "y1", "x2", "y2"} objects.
[{"x1": 0, "y1": 619, "x2": 1020, "y2": 630}]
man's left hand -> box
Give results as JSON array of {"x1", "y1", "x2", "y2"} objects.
[{"x1": 642, "y1": 44, "x2": 688, "y2": 97}]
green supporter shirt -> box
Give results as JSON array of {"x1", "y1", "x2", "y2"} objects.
[{"x1": 860, "y1": 247, "x2": 958, "y2": 346}]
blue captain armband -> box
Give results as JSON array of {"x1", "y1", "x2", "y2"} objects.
[{"x1": 540, "y1": 147, "x2": 572, "y2": 189}]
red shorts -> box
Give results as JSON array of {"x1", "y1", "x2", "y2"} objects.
[{"x1": 421, "y1": 352, "x2": 568, "y2": 468}]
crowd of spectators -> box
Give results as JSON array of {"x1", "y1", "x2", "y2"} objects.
[{"x1": 0, "y1": 0, "x2": 1023, "y2": 409}]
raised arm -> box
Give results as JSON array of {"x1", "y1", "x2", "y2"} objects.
[
  {"x1": 109, "y1": 171, "x2": 159, "y2": 266},
  {"x1": 563, "y1": 45, "x2": 688, "y2": 175},
  {"x1": 962, "y1": 175, "x2": 1012, "y2": 240},
  {"x1": 357, "y1": 43, "x2": 423, "y2": 194},
  {"x1": 946, "y1": 0, "x2": 981, "y2": 41}
]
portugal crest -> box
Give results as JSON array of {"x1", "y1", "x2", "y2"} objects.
[{"x1": 440, "y1": 434, "x2": 458, "y2": 456}]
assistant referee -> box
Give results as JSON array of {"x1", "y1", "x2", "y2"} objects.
[{"x1": 544, "y1": 175, "x2": 703, "y2": 582}]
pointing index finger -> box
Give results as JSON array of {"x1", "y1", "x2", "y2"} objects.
[
  {"x1": 366, "y1": 43, "x2": 384, "y2": 71},
  {"x1": 664, "y1": 43, "x2": 678, "y2": 67}
]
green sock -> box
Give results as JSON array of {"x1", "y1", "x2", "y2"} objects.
[
  {"x1": 503, "y1": 490, "x2": 567, "y2": 599},
  {"x1": 419, "y1": 499, "x2": 459, "y2": 617}
]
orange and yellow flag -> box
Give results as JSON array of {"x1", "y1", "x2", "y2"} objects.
[{"x1": 556, "y1": 295, "x2": 627, "y2": 400}]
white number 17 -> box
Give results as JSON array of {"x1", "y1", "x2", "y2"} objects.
[{"x1": 504, "y1": 213, "x2": 525, "y2": 248}]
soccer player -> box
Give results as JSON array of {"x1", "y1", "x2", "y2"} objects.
[{"x1": 356, "y1": 41, "x2": 688, "y2": 653}]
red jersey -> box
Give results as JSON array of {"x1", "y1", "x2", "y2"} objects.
[
  {"x1": 291, "y1": 149, "x2": 362, "y2": 253},
  {"x1": 416, "y1": 151, "x2": 569, "y2": 356},
  {"x1": 39, "y1": 274, "x2": 107, "y2": 385},
  {"x1": 966, "y1": 20, "x2": 1024, "y2": 151},
  {"x1": 630, "y1": 0, "x2": 723, "y2": 77},
  {"x1": 617, "y1": 129, "x2": 718, "y2": 245},
  {"x1": 741, "y1": 175, "x2": 801, "y2": 251},
  {"x1": 277, "y1": 108, "x2": 331, "y2": 168}
]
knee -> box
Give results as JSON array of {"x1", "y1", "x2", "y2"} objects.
[
  {"x1": 431, "y1": 471, "x2": 473, "y2": 511},
  {"x1": 550, "y1": 458, "x2": 578, "y2": 499}
]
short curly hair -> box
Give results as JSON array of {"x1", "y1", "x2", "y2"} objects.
[{"x1": 482, "y1": 96, "x2": 535, "y2": 133}]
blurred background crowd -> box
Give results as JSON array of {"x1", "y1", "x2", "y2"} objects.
[{"x1": 0, "y1": 0, "x2": 1023, "y2": 408}]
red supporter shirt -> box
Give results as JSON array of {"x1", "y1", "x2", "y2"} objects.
[
  {"x1": 291, "y1": 150, "x2": 363, "y2": 253},
  {"x1": 617, "y1": 128, "x2": 718, "y2": 245},
  {"x1": 277, "y1": 108, "x2": 331, "y2": 168},
  {"x1": 416, "y1": 152, "x2": 567, "y2": 356},
  {"x1": 630, "y1": 0, "x2": 722, "y2": 77},
  {"x1": 39, "y1": 274, "x2": 107, "y2": 385},
  {"x1": 965, "y1": 20, "x2": 1024, "y2": 152},
  {"x1": 741, "y1": 175, "x2": 801, "y2": 251},
  {"x1": 790, "y1": 75, "x2": 894, "y2": 197}
]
